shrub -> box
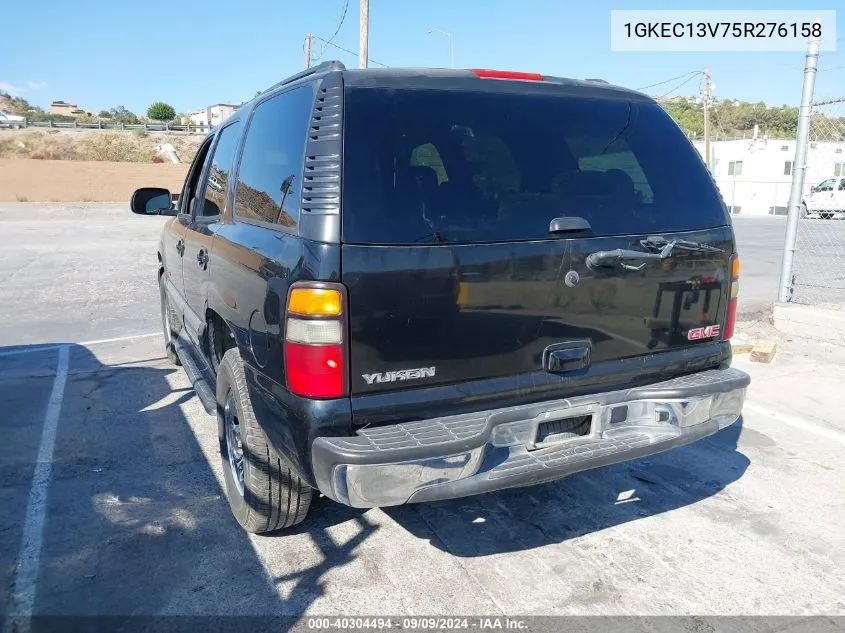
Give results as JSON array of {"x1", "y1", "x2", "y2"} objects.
[{"x1": 147, "y1": 102, "x2": 176, "y2": 121}]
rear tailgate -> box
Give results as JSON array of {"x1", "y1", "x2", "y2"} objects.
[{"x1": 340, "y1": 81, "x2": 734, "y2": 416}]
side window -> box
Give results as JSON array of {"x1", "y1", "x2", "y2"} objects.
[
  {"x1": 410, "y1": 143, "x2": 448, "y2": 184},
  {"x1": 234, "y1": 85, "x2": 314, "y2": 229},
  {"x1": 839, "y1": 178, "x2": 845, "y2": 191},
  {"x1": 199, "y1": 121, "x2": 241, "y2": 217},
  {"x1": 577, "y1": 148, "x2": 654, "y2": 203},
  {"x1": 179, "y1": 140, "x2": 213, "y2": 215},
  {"x1": 818, "y1": 179, "x2": 834, "y2": 191}
]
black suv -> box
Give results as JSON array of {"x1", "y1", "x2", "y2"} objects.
[{"x1": 131, "y1": 61, "x2": 749, "y2": 534}]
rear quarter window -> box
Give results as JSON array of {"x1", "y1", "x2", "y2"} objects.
[
  {"x1": 233, "y1": 85, "x2": 314, "y2": 231},
  {"x1": 342, "y1": 87, "x2": 727, "y2": 245}
]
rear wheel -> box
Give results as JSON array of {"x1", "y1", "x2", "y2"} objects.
[
  {"x1": 159, "y1": 273, "x2": 181, "y2": 366},
  {"x1": 216, "y1": 348, "x2": 312, "y2": 534}
]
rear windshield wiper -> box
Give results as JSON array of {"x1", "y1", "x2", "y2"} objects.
[
  {"x1": 586, "y1": 244, "x2": 673, "y2": 271},
  {"x1": 640, "y1": 235, "x2": 724, "y2": 254},
  {"x1": 587, "y1": 236, "x2": 725, "y2": 271}
]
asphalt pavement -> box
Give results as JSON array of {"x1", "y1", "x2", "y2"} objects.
[
  {"x1": 731, "y1": 216, "x2": 786, "y2": 317},
  {"x1": 2, "y1": 204, "x2": 843, "y2": 623}
]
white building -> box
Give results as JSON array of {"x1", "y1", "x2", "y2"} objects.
[
  {"x1": 693, "y1": 134, "x2": 845, "y2": 216},
  {"x1": 188, "y1": 103, "x2": 239, "y2": 128}
]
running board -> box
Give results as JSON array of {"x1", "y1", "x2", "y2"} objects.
[{"x1": 174, "y1": 335, "x2": 217, "y2": 415}]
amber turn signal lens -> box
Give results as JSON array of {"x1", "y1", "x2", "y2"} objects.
[
  {"x1": 731, "y1": 257, "x2": 740, "y2": 279},
  {"x1": 288, "y1": 288, "x2": 342, "y2": 316}
]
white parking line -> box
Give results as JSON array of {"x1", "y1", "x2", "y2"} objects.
[
  {"x1": 0, "y1": 346, "x2": 60, "y2": 358},
  {"x1": 76, "y1": 332, "x2": 160, "y2": 346},
  {"x1": 743, "y1": 401, "x2": 845, "y2": 445},
  {"x1": 9, "y1": 345, "x2": 70, "y2": 622},
  {"x1": 0, "y1": 332, "x2": 159, "y2": 358}
]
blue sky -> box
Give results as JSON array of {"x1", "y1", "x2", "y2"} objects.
[{"x1": 1, "y1": 0, "x2": 842, "y2": 115}]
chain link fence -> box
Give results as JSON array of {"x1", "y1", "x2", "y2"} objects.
[{"x1": 791, "y1": 94, "x2": 845, "y2": 308}]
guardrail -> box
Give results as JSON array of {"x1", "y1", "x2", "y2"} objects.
[{"x1": 1, "y1": 119, "x2": 212, "y2": 134}]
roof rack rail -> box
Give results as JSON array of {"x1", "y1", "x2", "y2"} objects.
[
  {"x1": 264, "y1": 60, "x2": 346, "y2": 93},
  {"x1": 584, "y1": 78, "x2": 609, "y2": 84}
]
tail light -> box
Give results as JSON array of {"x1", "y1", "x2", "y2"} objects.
[
  {"x1": 284, "y1": 284, "x2": 347, "y2": 399},
  {"x1": 724, "y1": 255, "x2": 740, "y2": 340}
]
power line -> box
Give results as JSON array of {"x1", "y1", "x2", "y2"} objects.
[
  {"x1": 321, "y1": 0, "x2": 349, "y2": 50},
  {"x1": 635, "y1": 71, "x2": 702, "y2": 92},
  {"x1": 311, "y1": 35, "x2": 389, "y2": 67},
  {"x1": 659, "y1": 72, "x2": 704, "y2": 98}
]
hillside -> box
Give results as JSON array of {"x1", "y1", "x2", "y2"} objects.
[
  {"x1": 0, "y1": 129, "x2": 203, "y2": 163},
  {"x1": 658, "y1": 97, "x2": 845, "y2": 140}
]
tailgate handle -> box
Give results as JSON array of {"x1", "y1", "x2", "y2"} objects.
[{"x1": 544, "y1": 341, "x2": 592, "y2": 373}]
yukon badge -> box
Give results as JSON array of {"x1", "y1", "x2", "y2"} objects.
[
  {"x1": 687, "y1": 325, "x2": 721, "y2": 341},
  {"x1": 362, "y1": 367, "x2": 436, "y2": 385}
]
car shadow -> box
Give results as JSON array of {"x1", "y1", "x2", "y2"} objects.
[{"x1": 383, "y1": 418, "x2": 749, "y2": 557}]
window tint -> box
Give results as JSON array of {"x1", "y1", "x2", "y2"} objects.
[
  {"x1": 342, "y1": 88, "x2": 727, "y2": 244},
  {"x1": 200, "y1": 122, "x2": 241, "y2": 217},
  {"x1": 234, "y1": 86, "x2": 313, "y2": 229}
]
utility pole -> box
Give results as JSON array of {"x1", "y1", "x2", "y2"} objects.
[
  {"x1": 703, "y1": 69, "x2": 710, "y2": 167},
  {"x1": 359, "y1": 0, "x2": 369, "y2": 69},
  {"x1": 778, "y1": 34, "x2": 821, "y2": 303},
  {"x1": 304, "y1": 33, "x2": 312, "y2": 69}
]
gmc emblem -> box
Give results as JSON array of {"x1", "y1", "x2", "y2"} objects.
[{"x1": 687, "y1": 325, "x2": 721, "y2": 341}]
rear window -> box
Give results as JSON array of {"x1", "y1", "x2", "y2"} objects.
[{"x1": 342, "y1": 87, "x2": 726, "y2": 244}]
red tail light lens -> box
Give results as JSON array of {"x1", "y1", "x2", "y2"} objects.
[
  {"x1": 285, "y1": 342, "x2": 344, "y2": 398},
  {"x1": 724, "y1": 255, "x2": 739, "y2": 340},
  {"x1": 470, "y1": 69, "x2": 543, "y2": 81},
  {"x1": 284, "y1": 284, "x2": 347, "y2": 399}
]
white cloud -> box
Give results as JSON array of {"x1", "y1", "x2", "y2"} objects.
[{"x1": 0, "y1": 81, "x2": 47, "y2": 96}]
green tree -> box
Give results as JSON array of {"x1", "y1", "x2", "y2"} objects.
[
  {"x1": 109, "y1": 106, "x2": 139, "y2": 124},
  {"x1": 147, "y1": 102, "x2": 176, "y2": 121}
]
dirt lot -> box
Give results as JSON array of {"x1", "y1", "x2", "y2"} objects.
[
  {"x1": 2, "y1": 204, "x2": 844, "y2": 631},
  {"x1": 0, "y1": 159, "x2": 188, "y2": 202}
]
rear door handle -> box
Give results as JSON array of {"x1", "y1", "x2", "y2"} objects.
[
  {"x1": 544, "y1": 341, "x2": 592, "y2": 373},
  {"x1": 197, "y1": 249, "x2": 209, "y2": 267},
  {"x1": 176, "y1": 240, "x2": 185, "y2": 256}
]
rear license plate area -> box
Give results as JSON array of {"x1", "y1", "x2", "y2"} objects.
[{"x1": 532, "y1": 413, "x2": 593, "y2": 448}]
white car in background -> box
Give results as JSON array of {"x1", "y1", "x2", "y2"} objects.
[
  {"x1": 803, "y1": 177, "x2": 845, "y2": 219},
  {"x1": 0, "y1": 110, "x2": 25, "y2": 128}
]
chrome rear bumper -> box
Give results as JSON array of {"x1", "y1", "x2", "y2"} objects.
[{"x1": 312, "y1": 367, "x2": 749, "y2": 508}]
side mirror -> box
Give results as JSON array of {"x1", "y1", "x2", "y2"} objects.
[
  {"x1": 130, "y1": 187, "x2": 175, "y2": 216},
  {"x1": 810, "y1": 186, "x2": 818, "y2": 194}
]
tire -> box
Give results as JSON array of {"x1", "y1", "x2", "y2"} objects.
[
  {"x1": 159, "y1": 273, "x2": 181, "y2": 366},
  {"x1": 216, "y1": 347, "x2": 312, "y2": 534}
]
